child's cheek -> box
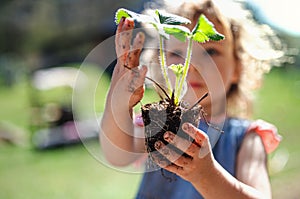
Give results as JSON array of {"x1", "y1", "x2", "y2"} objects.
[{"x1": 167, "y1": 69, "x2": 177, "y2": 87}]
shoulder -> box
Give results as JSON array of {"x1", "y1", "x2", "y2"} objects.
[
  {"x1": 246, "y1": 119, "x2": 281, "y2": 154},
  {"x1": 225, "y1": 118, "x2": 281, "y2": 154},
  {"x1": 239, "y1": 132, "x2": 266, "y2": 157}
]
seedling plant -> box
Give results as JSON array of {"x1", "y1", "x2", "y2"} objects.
[{"x1": 115, "y1": 8, "x2": 224, "y2": 164}]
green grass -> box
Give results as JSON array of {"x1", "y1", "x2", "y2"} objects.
[
  {"x1": 0, "y1": 142, "x2": 142, "y2": 199},
  {"x1": 0, "y1": 67, "x2": 300, "y2": 198},
  {"x1": 0, "y1": 79, "x2": 30, "y2": 129},
  {"x1": 253, "y1": 67, "x2": 300, "y2": 199}
]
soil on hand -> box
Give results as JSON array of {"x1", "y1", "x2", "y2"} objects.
[{"x1": 141, "y1": 99, "x2": 201, "y2": 163}]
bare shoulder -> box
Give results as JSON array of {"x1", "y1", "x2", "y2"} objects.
[
  {"x1": 237, "y1": 131, "x2": 267, "y2": 169},
  {"x1": 240, "y1": 132, "x2": 266, "y2": 158}
]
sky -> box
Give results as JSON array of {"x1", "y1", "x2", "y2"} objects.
[{"x1": 252, "y1": 0, "x2": 300, "y2": 36}]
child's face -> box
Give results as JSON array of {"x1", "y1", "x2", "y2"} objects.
[{"x1": 165, "y1": 18, "x2": 239, "y2": 112}]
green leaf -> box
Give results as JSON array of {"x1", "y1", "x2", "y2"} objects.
[
  {"x1": 115, "y1": 9, "x2": 130, "y2": 24},
  {"x1": 169, "y1": 64, "x2": 184, "y2": 77},
  {"x1": 115, "y1": 8, "x2": 155, "y2": 25},
  {"x1": 163, "y1": 25, "x2": 191, "y2": 42},
  {"x1": 192, "y1": 14, "x2": 225, "y2": 43},
  {"x1": 155, "y1": 10, "x2": 191, "y2": 25},
  {"x1": 114, "y1": 8, "x2": 192, "y2": 40},
  {"x1": 153, "y1": 23, "x2": 170, "y2": 39},
  {"x1": 207, "y1": 33, "x2": 225, "y2": 41},
  {"x1": 192, "y1": 31, "x2": 210, "y2": 43}
]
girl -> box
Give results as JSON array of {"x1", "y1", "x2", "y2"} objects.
[{"x1": 100, "y1": 0, "x2": 282, "y2": 198}]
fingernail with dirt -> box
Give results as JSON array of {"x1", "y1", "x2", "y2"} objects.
[
  {"x1": 154, "y1": 141, "x2": 163, "y2": 150},
  {"x1": 164, "y1": 131, "x2": 174, "y2": 142},
  {"x1": 124, "y1": 18, "x2": 133, "y2": 28}
]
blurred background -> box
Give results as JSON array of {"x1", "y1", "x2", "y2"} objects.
[{"x1": 0, "y1": 0, "x2": 299, "y2": 198}]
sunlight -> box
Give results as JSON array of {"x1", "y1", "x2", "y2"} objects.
[{"x1": 251, "y1": 0, "x2": 300, "y2": 35}]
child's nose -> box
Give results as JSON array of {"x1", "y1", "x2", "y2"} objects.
[{"x1": 188, "y1": 64, "x2": 198, "y2": 73}]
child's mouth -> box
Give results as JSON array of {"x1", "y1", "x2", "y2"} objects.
[{"x1": 188, "y1": 82, "x2": 203, "y2": 88}]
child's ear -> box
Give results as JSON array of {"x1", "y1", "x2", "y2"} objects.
[{"x1": 232, "y1": 59, "x2": 242, "y2": 84}]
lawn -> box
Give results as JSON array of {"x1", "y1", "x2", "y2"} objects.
[
  {"x1": 253, "y1": 67, "x2": 300, "y2": 199},
  {"x1": 0, "y1": 67, "x2": 299, "y2": 199},
  {"x1": 0, "y1": 142, "x2": 145, "y2": 199}
]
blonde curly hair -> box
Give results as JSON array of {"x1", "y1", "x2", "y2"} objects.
[{"x1": 141, "y1": 0, "x2": 284, "y2": 118}]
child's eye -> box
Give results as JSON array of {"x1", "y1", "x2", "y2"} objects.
[
  {"x1": 205, "y1": 48, "x2": 219, "y2": 56},
  {"x1": 168, "y1": 50, "x2": 183, "y2": 58}
]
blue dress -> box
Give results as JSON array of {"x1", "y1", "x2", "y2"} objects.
[{"x1": 135, "y1": 117, "x2": 250, "y2": 199}]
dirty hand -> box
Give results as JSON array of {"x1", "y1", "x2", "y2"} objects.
[
  {"x1": 110, "y1": 17, "x2": 147, "y2": 109},
  {"x1": 154, "y1": 122, "x2": 214, "y2": 183}
]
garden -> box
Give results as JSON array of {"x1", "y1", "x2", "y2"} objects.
[{"x1": 0, "y1": 67, "x2": 299, "y2": 199}]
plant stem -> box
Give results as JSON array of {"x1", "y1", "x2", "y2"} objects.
[
  {"x1": 159, "y1": 36, "x2": 172, "y2": 95},
  {"x1": 145, "y1": 76, "x2": 171, "y2": 101},
  {"x1": 174, "y1": 76, "x2": 180, "y2": 105},
  {"x1": 176, "y1": 37, "x2": 193, "y2": 102}
]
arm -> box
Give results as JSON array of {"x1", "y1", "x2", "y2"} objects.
[
  {"x1": 236, "y1": 132, "x2": 272, "y2": 198},
  {"x1": 154, "y1": 123, "x2": 271, "y2": 199},
  {"x1": 100, "y1": 18, "x2": 147, "y2": 166}
]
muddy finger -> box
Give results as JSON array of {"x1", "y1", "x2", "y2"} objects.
[
  {"x1": 154, "y1": 140, "x2": 193, "y2": 169},
  {"x1": 117, "y1": 18, "x2": 135, "y2": 65},
  {"x1": 182, "y1": 123, "x2": 211, "y2": 158},
  {"x1": 182, "y1": 123, "x2": 207, "y2": 146},
  {"x1": 126, "y1": 32, "x2": 145, "y2": 68},
  {"x1": 154, "y1": 141, "x2": 182, "y2": 163},
  {"x1": 163, "y1": 131, "x2": 199, "y2": 157},
  {"x1": 115, "y1": 17, "x2": 125, "y2": 55},
  {"x1": 127, "y1": 65, "x2": 147, "y2": 92}
]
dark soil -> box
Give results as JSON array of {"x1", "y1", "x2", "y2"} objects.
[{"x1": 141, "y1": 99, "x2": 201, "y2": 163}]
